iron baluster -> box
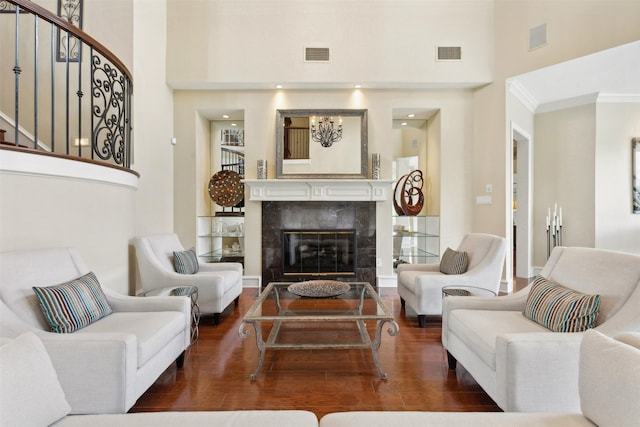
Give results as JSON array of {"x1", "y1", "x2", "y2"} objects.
[
  {"x1": 13, "y1": 5, "x2": 20, "y2": 146},
  {"x1": 50, "y1": 23, "x2": 55, "y2": 151},
  {"x1": 33, "y1": 18, "x2": 38, "y2": 149}
]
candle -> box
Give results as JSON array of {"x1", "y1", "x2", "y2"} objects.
[
  {"x1": 546, "y1": 215, "x2": 550, "y2": 230},
  {"x1": 559, "y1": 207, "x2": 563, "y2": 227}
]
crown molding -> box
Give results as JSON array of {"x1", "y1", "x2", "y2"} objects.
[{"x1": 507, "y1": 79, "x2": 538, "y2": 114}]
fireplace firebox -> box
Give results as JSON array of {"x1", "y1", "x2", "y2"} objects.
[{"x1": 282, "y1": 230, "x2": 356, "y2": 278}]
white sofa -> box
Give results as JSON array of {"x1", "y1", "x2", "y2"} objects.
[
  {"x1": 442, "y1": 246, "x2": 640, "y2": 413},
  {"x1": 0, "y1": 331, "x2": 317, "y2": 427},
  {"x1": 0, "y1": 247, "x2": 191, "y2": 414},
  {"x1": 397, "y1": 233, "x2": 506, "y2": 326},
  {"x1": 320, "y1": 330, "x2": 640, "y2": 427},
  {"x1": 2, "y1": 330, "x2": 638, "y2": 427},
  {"x1": 134, "y1": 233, "x2": 243, "y2": 323}
]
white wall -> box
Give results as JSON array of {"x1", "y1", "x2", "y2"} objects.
[
  {"x1": 172, "y1": 89, "x2": 473, "y2": 278},
  {"x1": 476, "y1": 0, "x2": 640, "y2": 243},
  {"x1": 166, "y1": 0, "x2": 493, "y2": 89},
  {"x1": 531, "y1": 100, "x2": 640, "y2": 265},
  {"x1": 595, "y1": 101, "x2": 640, "y2": 253},
  {"x1": 426, "y1": 113, "x2": 442, "y2": 217},
  {"x1": 132, "y1": 0, "x2": 175, "y2": 239},
  {"x1": 0, "y1": 151, "x2": 137, "y2": 294},
  {"x1": 534, "y1": 103, "x2": 597, "y2": 266}
]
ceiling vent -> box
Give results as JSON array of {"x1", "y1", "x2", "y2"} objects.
[
  {"x1": 529, "y1": 23, "x2": 548, "y2": 50},
  {"x1": 305, "y1": 47, "x2": 330, "y2": 62},
  {"x1": 436, "y1": 46, "x2": 462, "y2": 61}
]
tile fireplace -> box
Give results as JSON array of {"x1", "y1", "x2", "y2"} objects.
[{"x1": 261, "y1": 201, "x2": 376, "y2": 287}]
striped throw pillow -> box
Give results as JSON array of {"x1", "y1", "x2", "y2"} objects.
[
  {"x1": 33, "y1": 272, "x2": 113, "y2": 333},
  {"x1": 523, "y1": 276, "x2": 600, "y2": 332},
  {"x1": 174, "y1": 247, "x2": 199, "y2": 274},
  {"x1": 439, "y1": 247, "x2": 469, "y2": 274}
]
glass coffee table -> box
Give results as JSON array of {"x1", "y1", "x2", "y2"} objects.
[{"x1": 239, "y1": 281, "x2": 399, "y2": 380}]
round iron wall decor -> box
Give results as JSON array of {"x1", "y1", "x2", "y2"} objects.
[{"x1": 208, "y1": 170, "x2": 244, "y2": 207}]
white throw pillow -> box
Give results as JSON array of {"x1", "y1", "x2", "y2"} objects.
[
  {"x1": 0, "y1": 332, "x2": 71, "y2": 426},
  {"x1": 579, "y1": 330, "x2": 640, "y2": 427}
]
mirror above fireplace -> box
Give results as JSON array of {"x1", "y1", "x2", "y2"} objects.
[{"x1": 275, "y1": 109, "x2": 368, "y2": 179}]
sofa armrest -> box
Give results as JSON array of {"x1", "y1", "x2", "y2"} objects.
[
  {"x1": 198, "y1": 262, "x2": 243, "y2": 274},
  {"x1": 442, "y1": 292, "x2": 529, "y2": 347},
  {"x1": 397, "y1": 263, "x2": 440, "y2": 273},
  {"x1": 37, "y1": 332, "x2": 137, "y2": 414},
  {"x1": 495, "y1": 332, "x2": 583, "y2": 412},
  {"x1": 105, "y1": 288, "x2": 190, "y2": 315}
]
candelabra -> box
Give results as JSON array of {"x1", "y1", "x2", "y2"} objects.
[
  {"x1": 546, "y1": 203, "x2": 563, "y2": 259},
  {"x1": 311, "y1": 116, "x2": 342, "y2": 147}
]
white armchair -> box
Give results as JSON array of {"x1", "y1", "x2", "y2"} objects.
[
  {"x1": 134, "y1": 233, "x2": 243, "y2": 324},
  {"x1": 0, "y1": 247, "x2": 191, "y2": 414},
  {"x1": 397, "y1": 233, "x2": 506, "y2": 327},
  {"x1": 442, "y1": 246, "x2": 640, "y2": 412}
]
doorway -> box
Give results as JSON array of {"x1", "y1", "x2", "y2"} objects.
[{"x1": 511, "y1": 124, "x2": 532, "y2": 282}]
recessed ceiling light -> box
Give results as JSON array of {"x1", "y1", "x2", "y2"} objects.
[
  {"x1": 275, "y1": 84, "x2": 283, "y2": 89},
  {"x1": 222, "y1": 114, "x2": 230, "y2": 119},
  {"x1": 231, "y1": 123, "x2": 237, "y2": 127},
  {"x1": 407, "y1": 114, "x2": 415, "y2": 118},
  {"x1": 401, "y1": 122, "x2": 408, "y2": 126},
  {"x1": 354, "y1": 84, "x2": 362, "y2": 89}
]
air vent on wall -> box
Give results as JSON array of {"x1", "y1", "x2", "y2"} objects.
[
  {"x1": 305, "y1": 47, "x2": 330, "y2": 62},
  {"x1": 436, "y1": 46, "x2": 462, "y2": 61},
  {"x1": 529, "y1": 23, "x2": 548, "y2": 50}
]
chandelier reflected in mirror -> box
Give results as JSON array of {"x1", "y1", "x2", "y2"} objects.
[{"x1": 311, "y1": 116, "x2": 343, "y2": 147}]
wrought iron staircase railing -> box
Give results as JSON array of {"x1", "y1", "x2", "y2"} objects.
[{"x1": 1, "y1": 0, "x2": 133, "y2": 170}]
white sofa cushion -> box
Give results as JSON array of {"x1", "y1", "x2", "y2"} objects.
[
  {"x1": 449, "y1": 309, "x2": 549, "y2": 369},
  {"x1": 541, "y1": 247, "x2": 640, "y2": 324},
  {"x1": 579, "y1": 330, "x2": 640, "y2": 427},
  {"x1": 319, "y1": 411, "x2": 593, "y2": 427},
  {"x1": 76, "y1": 311, "x2": 186, "y2": 368},
  {"x1": 0, "y1": 247, "x2": 90, "y2": 330},
  {"x1": 53, "y1": 410, "x2": 319, "y2": 427},
  {"x1": 0, "y1": 332, "x2": 71, "y2": 427}
]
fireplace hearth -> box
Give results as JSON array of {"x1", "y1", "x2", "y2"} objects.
[{"x1": 262, "y1": 201, "x2": 376, "y2": 287}]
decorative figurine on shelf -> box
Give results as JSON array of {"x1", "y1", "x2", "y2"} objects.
[
  {"x1": 393, "y1": 170, "x2": 424, "y2": 216},
  {"x1": 208, "y1": 170, "x2": 244, "y2": 208}
]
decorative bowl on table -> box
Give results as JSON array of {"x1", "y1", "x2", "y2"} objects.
[{"x1": 287, "y1": 280, "x2": 350, "y2": 298}]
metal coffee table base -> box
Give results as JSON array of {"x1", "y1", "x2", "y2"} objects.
[
  {"x1": 239, "y1": 318, "x2": 399, "y2": 380},
  {"x1": 239, "y1": 281, "x2": 399, "y2": 380}
]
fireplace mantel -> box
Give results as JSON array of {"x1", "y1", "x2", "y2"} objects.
[{"x1": 243, "y1": 179, "x2": 394, "y2": 202}]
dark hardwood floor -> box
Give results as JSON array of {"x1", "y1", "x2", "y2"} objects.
[{"x1": 131, "y1": 287, "x2": 502, "y2": 418}]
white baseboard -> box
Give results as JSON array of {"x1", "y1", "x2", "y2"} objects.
[
  {"x1": 242, "y1": 275, "x2": 261, "y2": 288},
  {"x1": 499, "y1": 280, "x2": 512, "y2": 294},
  {"x1": 377, "y1": 275, "x2": 397, "y2": 288}
]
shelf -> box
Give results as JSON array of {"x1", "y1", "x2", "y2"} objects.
[
  {"x1": 198, "y1": 233, "x2": 244, "y2": 238},
  {"x1": 392, "y1": 215, "x2": 440, "y2": 269},
  {"x1": 393, "y1": 231, "x2": 438, "y2": 238},
  {"x1": 200, "y1": 249, "x2": 244, "y2": 257},
  {"x1": 197, "y1": 215, "x2": 245, "y2": 266}
]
